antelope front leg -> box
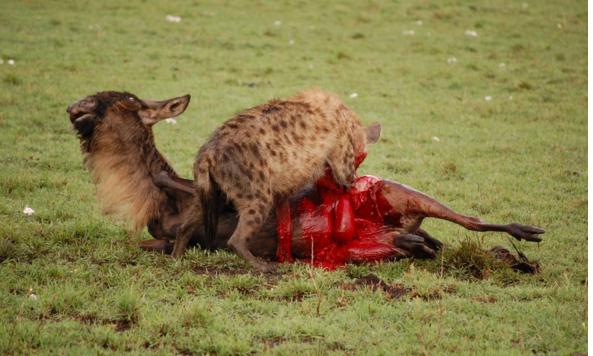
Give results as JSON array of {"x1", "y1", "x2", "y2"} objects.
[
  {"x1": 171, "y1": 204, "x2": 203, "y2": 257},
  {"x1": 380, "y1": 180, "x2": 545, "y2": 242},
  {"x1": 153, "y1": 171, "x2": 195, "y2": 195}
]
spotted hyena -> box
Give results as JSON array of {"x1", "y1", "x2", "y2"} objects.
[{"x1": 172, "y1": 89, "x2": 381, "y2": 271}]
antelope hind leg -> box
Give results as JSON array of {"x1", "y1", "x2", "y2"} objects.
[{"x1": 381, "y1": 180, "x2": 545, "y2": 243}]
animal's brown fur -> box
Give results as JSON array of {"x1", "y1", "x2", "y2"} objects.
[
  {"x1": 69, "y1": 91, "x2": 190, "y2": 231},
  {"x1": 85, "y1": 126, "x2": 170, "y2": 231},
  {"x1": 67, "y1": 91, "x2": 543, "y2": 266},
  {"x1": 172, "y1": 89, "x2": 380, "y2": 270}
]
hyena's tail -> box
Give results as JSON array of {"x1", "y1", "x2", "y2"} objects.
[{"x1": 194, "y1": 151, "x2": 221, "y2": 250}]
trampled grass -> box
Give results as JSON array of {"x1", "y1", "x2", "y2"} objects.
[{"x1": 0, "y1": 0, "x2": 587, "y2": 354}]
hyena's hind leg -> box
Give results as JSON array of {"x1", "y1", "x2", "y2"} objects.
[{"x1": 227, "y1": 197, "x2": 276, "y2": 272}]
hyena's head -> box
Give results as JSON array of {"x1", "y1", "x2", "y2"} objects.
[
  {"x1": 67, "y1": 91, "x2": 190, "y2": 153},
  {"x1": 352, "y1": 122, "x2": 381, "y2": 168}
]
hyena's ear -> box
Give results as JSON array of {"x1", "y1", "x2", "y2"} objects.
[
  {"x1": 366, "y1": 122, "x2": 381, "y2": 144},
  {"x1": 138, "y1": 95, "x2": 191, "y2": 125}
]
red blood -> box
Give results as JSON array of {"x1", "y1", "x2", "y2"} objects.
[
  {"x1": 349, "y1": 176, "x2": 384, "y2": 223},
  {"x1": 298, "y1": 199, "x2": 334, "y2": 252},
  {"x1": 275, "y1": 153, "x2": 402, "y2": 269},
  {"x1": 315, "y1": 167, "x2": 340, "y2": 191},
  {"x1": 354, "y1": 152, "x2": 368, "y2": 169},
  {"x1": 275, "y1": 200, "x2": 294, "y2": 263},
  {"x1": 333, "y1": 196, "x2": 355, "y2": 244}
]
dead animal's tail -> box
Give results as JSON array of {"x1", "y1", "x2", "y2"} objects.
[{"x1": 194, "y1": 152, "x2": 221, "y2": 250}]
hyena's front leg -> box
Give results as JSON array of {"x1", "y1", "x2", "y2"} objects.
[{"x1": 326, "y1": 143, "x2": 356, "y2": 188}]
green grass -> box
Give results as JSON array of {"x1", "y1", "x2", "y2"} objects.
[{"x1": 0, "y1": 0, "x2": 587, "y2": 353}]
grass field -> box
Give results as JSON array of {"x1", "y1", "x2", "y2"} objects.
[{"x1": 0, "y1": 0, "x2": 587, "y2": 354}]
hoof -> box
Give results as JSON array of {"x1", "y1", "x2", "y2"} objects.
[
  {"x1": 395, "y1": 234, "x2": 438, "y2": 259},
  {"x1": 508, "y1": 223, "x2": 545, "y2": 242}
]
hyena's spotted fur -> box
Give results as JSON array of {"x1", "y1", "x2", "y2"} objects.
[{"x1": 172, "y1": 89, "x2": 381, "y2": 270}]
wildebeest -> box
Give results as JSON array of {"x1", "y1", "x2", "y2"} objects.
[
  {"x1": 67, "y1": 91, "x2": 193, "y2": 233},
  {"x1": 173, "y1": 89, "x2": 382, "y2": 271},
  {"x1": 67, "y1": 91, "x2": 544, "y2": 268}
]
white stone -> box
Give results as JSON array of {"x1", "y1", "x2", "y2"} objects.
[{"x1": 165, "y1": 15, "x2": 181, "y2": 23}]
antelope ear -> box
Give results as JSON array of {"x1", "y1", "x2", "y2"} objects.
[
  {"x1": 366, "y1": 122, "x2": 381, "y2": 144},
  {"x1": 138, "y1": 94, "x2": 191, "y2": 125}
]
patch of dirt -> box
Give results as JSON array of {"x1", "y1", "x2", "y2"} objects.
[
  {"x1": 341, "y1": 273, "x2": 410, "y2": 299},
  {"x1": 490, "y1": 246, "x2": 540, "y2": 274},
  {"x1": 431, "y1": 240, "x2": 541, "y2": 282},
  {"x1": 409, "y1": 290, "x2": 443, "y2": 301},
  {"x1": 75, "y1": 315, "x2": 133, "y2": 333},
  {"x1": 257, "y1": 335, "x2": 343, "y2": 351},
  {"x1": 77, "y1": 314, "x2": 98, "y2": 324},
  {"x1": 472, "y1": 295, "x2": 497, "y2": 303},
  {"x1": 409, "y1": 285, "x2": 457, "y2": 301},
  {"x1": 266, "y1": 291, "x2": 309, "y2": 302},
  {"x1": 113, "y1": 319, "x2": 132, "y2": 332},
  {"x1": 191, "y1": 264, "x2": 285, "y2": 283},
  {"x1": 259, "y1": 336, "x2": 289, "y2": 350},
  {"x1": 191, "y1": 265, "x2": 245, "y2": 276}
]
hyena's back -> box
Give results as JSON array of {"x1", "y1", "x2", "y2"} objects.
[{"x1": 196, "y1": 90, "x2": 362, "y2": 206}]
